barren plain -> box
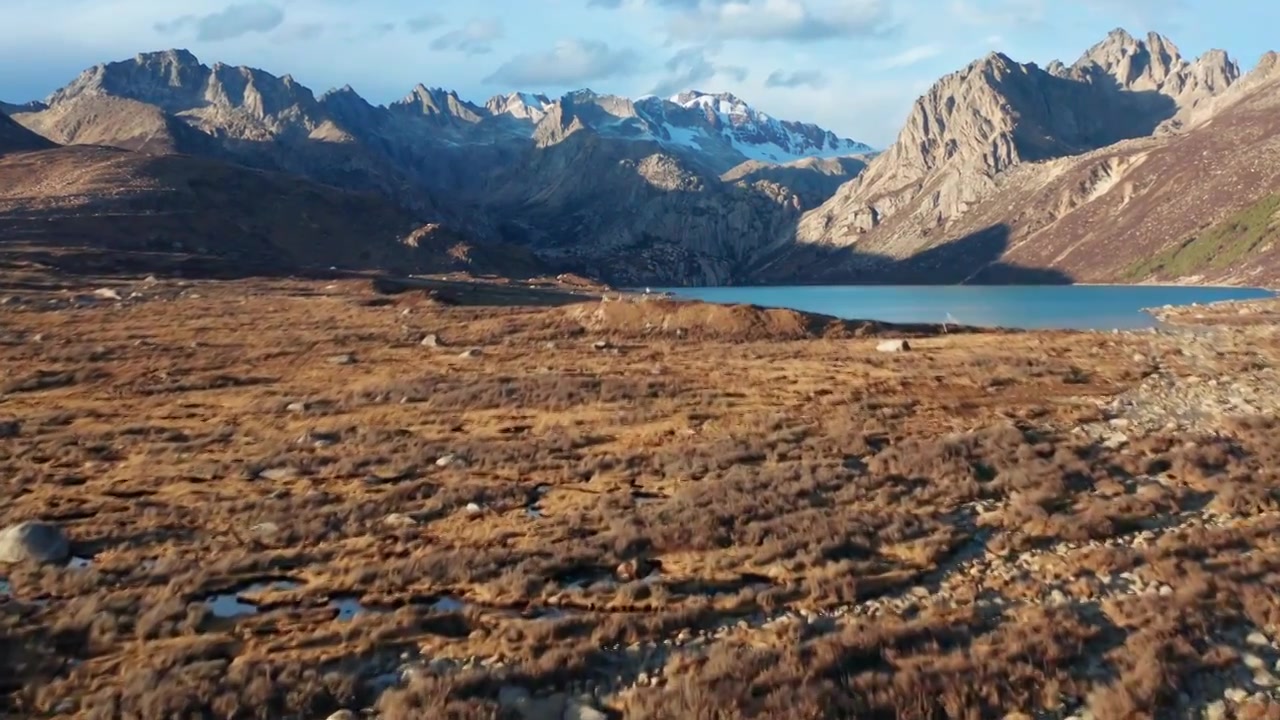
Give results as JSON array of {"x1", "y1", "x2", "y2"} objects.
[{"x1": 3, "y1": 269, "x2": 1280, "y2": 720}]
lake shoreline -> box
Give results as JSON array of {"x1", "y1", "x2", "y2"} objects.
[{"x1": 654, "y1": 284, "x2": 1276, "y2": 331}]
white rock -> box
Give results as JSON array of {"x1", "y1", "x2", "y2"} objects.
[
  {"x1": 1224, "y1": 687, "x2": 1248, "y2": 703},
  {"x1": 565, "y1": 699, "x2": 607, "y2": 720},
  {"x1": 876, "y1": 339, "x2": 911, "y2": 353},
  {"x1": 0, "y1": 521, "x2": 70, "y2": 565},
  {"x1": 1203, "y1": 700, "x2": 1227, "y2": 720},
  {"x1": 92, "y1": 287, "x2": 122, "y2": 300},
  {"x1": 464, "y1": 502, "x2": 484, "y2": 516}
]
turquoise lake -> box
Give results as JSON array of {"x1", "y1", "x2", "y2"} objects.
[{"x1": 653, "y1": 285, "x2": 1277, "y2": 330}]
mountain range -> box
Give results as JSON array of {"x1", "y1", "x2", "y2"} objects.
[{"x1": 3, "y1": 29, "x2": 1279, "y2": 286}]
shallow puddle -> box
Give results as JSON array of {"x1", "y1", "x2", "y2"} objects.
[
  {"x1": 205, "y1": 579, "x2": 303, "y2": 618},
  {"x1": 204, "y1": 584, "x2": 570, "y2": 622},
  {"x1": 209, "y1": 594, "x2": 259, "y2": 618},
  {"x1": 431, "y1": 596, "x2": 466, "y2": 613},
  {"x1": 331, "y1": 596, "x2": 369, "y2": 621}
]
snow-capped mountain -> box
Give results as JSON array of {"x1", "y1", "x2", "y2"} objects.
[
  {"x1": 485, "y1": 92, "x2": 554, "y2": 123},
  {"x1": 668, "y1": 90, "x2": 874, "y2": 163},
  {"x1": 507, "y1": 88, "x2": 875, "y2": 171},
  {"x1": 10, "y1": 48, "x2": 881, "y2": 286}
]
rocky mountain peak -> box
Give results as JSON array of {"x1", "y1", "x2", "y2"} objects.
[
  {"x1": 1071, "y1": 29, "x2": 1185, "y2": 91},
  {"x1": 390, "y1": 85, "x2": 483, "y2": 124},
  {"x1": 1070, "y1": 29, "x2": 1239, "y2": 103},
  {"x1": 1255, "y1": 51, "x2": 1280, "y2": 78},
  {"x1": 796, "y1": 28, "x2": 1243, "y2": 250},
  {"x1": 485, "y1": 92, "x2": 553, "y2": 122},
  {"x1": 49, "y1": 48, "x2": 211, "y2": 109}
]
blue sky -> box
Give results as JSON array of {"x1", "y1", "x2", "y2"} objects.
[{"x1": 1, "y1": 0, "x2": 1276, "y2": 147}]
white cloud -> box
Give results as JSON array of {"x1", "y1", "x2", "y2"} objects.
[
  {"x1": 484, "y1": 39, "x2": 640, "y2": 87},
  {"x1": 157, "y1": 2, "x2": 285, "y2": 42},
  {"x1": 430, "y1": 17, "x2": 504, "y2": 55},
  {"x1": 948, "y1": 0, "x2": 1046, "y2": 27},
  {"x1": 875, "y1": 44, "x2": 943, "y2": 69},
  {"x1": 765, "y1": 68, "x2": 828, "y2": 88},
  {"x1": 661, "y1": 0, "x2": 899, "y2": 42},
  {"x1": 650, "y1": 45, "x2": 748, "y2": 95}
]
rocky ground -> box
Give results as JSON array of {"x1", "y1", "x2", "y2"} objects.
[{"x1": 2, "y1": 274, "x2": 1280, "y2": 719}]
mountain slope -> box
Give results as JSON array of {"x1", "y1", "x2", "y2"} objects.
[
  {"x1": 9, "y1": 34, "x2": 1275, "y2": 287},
  {"x1": 794, "y1": 30, "x2": 1240, "y2": 258},
  {"x1": 0, "y1": 144, "x2": 543, "y2": 278},
  {"x1": 9, "y1": 49, "x2": 872, "y2": 285},
  {"x1": 983, "y1": 52, "x2": 1280, "y2": 284},
  {"x1": 765, "y1": 47, "x2": 1280, "y2": 285},
  {"x1": 0, "y1": 111, "x2": 56, "y2": 155},
  {"x1": 11, "y1": 95, "x2": 223, "y2": 156}
]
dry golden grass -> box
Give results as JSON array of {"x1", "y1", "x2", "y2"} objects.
[{"x1": 2, "y1": 275, "x2": 1279, "y2": 719}]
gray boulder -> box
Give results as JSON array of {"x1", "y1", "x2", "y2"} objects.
[{"x1": 0, "y1": 521, "x2": 71, "y2": 564}]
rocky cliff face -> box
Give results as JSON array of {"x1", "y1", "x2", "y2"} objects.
[
  {"x1": 794, "y1": 30, "x2": 1242, "y2": 261},
  {"x1": 766, "y1": 40, "x2": 1280, "y2": 286}
]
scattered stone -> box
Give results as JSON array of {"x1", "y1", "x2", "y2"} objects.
[
  {"x1": 876, "y1": 339, "x2": 910, "y2": 353},
  {"x1": 302, "y1": 430, "x2": 341, "y2": 447},
  {"x1": 0, "y1": 521, "x2": 71, "y2": 565},
  {"x1": 257, "y1": 467, "x2": 298, "y2": 482},
  {"x1": 1246, "y1": 632, "x2": 1270, "y2": 647},
  {"x1": 1224, "y1": 687, "x2": 1249, "y2": 703},
  {"x1": 326, "y1": 353, "x2": 356, "y2": 365},
  {"x1": 325, "y1": 711, "x2": 356, "y2": 720},
  {"x1": 383, "y1": 513, "x2": 418, "y2": 527},
  {"x1": 250, "y1": 522, "x2": 280, "y2": 538},
  {"x1": 1203, "y1": 700, "x2": 1227, "y2": 720},
  {"x1": 421, "y1": 333, "x2": 442, "y2": 348},
  {"x1": 285, "y1": 401, "x2": 309, "y2": 413},
  {"x1": 458, "y1": 348, "x2": 482, "y2": 359},
  {"x1": 615, "y1": 557, "x2": 657, "y2": 582},
  {"x1": 93, "y1": 287, "x2": 122, "y2": 300},
  {"x1": 592, "y1": 340, "x2": 612, "y2": 351},
  {"x1": 498, "y1": 685, "x2": 531, "y2": 709},
  {"x1": 565, "y1": 698, "x2": 607, "y2": 720},
  {"x1": 464, "y1": 502, "x2": 484, "y2": 516},
  {"x1": 1102, "y1": 433, "x2": 1128, "y2": 450},
  {"x1": 436, "y1": 454, "x2": 462, "y2": 468}
]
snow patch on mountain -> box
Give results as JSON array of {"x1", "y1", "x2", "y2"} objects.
[{"x1": 669, "y1": 90, "x2": 874, "y2": 163}]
